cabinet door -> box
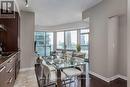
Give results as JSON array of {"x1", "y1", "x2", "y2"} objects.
[
  {"x1": 0, "y1": 65, "x2": 6, "y2": 87},
  {"x1": 15, "y1": 60, "x2": 20, "y2": 79},
  {"x1": 6, "y1": 54, "x2": 16, "y2": 71},
  {"x1": 6, "y1": 66, "x2": 15, "y2": 87}
]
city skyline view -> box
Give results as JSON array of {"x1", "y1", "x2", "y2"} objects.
[{"x1": 35, "y1": 29, "x2": 89, "y2": 58}]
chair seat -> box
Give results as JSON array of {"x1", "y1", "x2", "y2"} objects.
[
  {"x1": 50, "y1": 71, "x2": 66, "y2": 82},
  {"x1": 63, "y1": 68, "x2": 82, "y2": 77}
]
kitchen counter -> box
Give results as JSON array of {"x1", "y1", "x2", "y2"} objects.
[
  {"x1": 0, "y1": 52, "x2": 17, "y2": 65},
  {"x1": 0, "y1": 51, "x2": 20, "y2": 87}
]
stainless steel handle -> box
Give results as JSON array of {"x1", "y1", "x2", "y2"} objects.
[
  {"x1": 0, "y1": 66, "x2": 5, "y2": 72},
  {"x1": 8, "y1": 59, "x2": 13, "y2": 63},
  {"x1": 8, "y1": 68, "x2": 13, "y2": 73},
  {"x1": 7, "y1": 78, "x2": 13, "y2": 84}
]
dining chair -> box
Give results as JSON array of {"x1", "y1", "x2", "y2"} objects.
[
  {"x1": 42, "y1": 63, "x2": 68, "y2": 87},
  {"x1": 62, "y1": 53, "x2": 84, "y2": 87},
  {"x1": 64, "y1": 51, "x2": 84, "y2": 75},
  {"x1": 64, "y1": 51, "x2": 84, "y2": 74},
  {"x1": 35, "y1": 64, "x2": 56, "y2": 87},
  {"x1": 62, "y1": 67, "x2": 83, "y2": 87},
  {"x1": 63, "y1": 67, "x2": 83, "y2": 79},
  {"x1": 66, "y1": 51, "x2": 73, "y2": 59},
  {"x1": 72, "y1": 52, "x2": 86, "y2": 72},
  {"x1": 73, "y1": 52, "x2": 86, "y2": 58},
  {"x1": 56, "y1": 49, "x2": 63, "y2": 54}
]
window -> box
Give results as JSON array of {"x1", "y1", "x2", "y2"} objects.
[
  {"x1": 56, "y1": 30, "x2": 77, "y2": 50},
  {"x1": 80, "y1": 29, "x2": 89, "y2": 59},
  {"x1": 35, "y1": 32, "x2": 53, "y2": 56},
  {"x1": 46, "y1": 32, "x2": 53, "y2": 56},
  {"x1": 35, "y1": 32, "x2": 45, "y2": 56},
  {"x1": 65, "y1": 30, "x2": 77, "y2": 50},
  {"x1": 35, "y1": 29, "x2": 90, "y2": 58},
  {"x1": 57, "y1": 32, "x2": 64, "y2": 49}
]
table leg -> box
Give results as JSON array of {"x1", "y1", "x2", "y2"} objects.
[
  {"x1": 81, "y1": 74, "x2": 86, "y2": 87},
  {"x1": 57, "y1": 69, "x2": 62, "y2": 87}
]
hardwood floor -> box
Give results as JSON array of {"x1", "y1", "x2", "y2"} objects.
[
  {"x1": 89, "y1": 75, "x2": 127, "y2": 87},
  {"x1": 57, "y1": 74, "x2": 127, "y2": 87},
  {"x1": 109, "y1": 78, "x2": 127, "y2": 87}
]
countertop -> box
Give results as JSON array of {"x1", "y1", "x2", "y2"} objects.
[{"x1": 0, "y1": 52, "x2": 17, "y2": 65}]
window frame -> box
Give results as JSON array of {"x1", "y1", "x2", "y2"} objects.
[
  {"x1": 34, "y1": 31, "x2": 54, "y2": 56},
  {"x1": 35, "y1": 28, "x2": 90, "y2": 58},
  {"x1": 80, "y1": 28, "x2": 90, "y2": 59}
]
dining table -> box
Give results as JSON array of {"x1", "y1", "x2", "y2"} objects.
[{"x1": 43, "y1": 56, "x2": 87, "y2": 87}]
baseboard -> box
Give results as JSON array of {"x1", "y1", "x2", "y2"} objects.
[
  {"x1": 89, "y1": 71, "x2": 110, "y2": 82},
  {"x1": 109, "y1": 75, "x2": 119, "y2": 82},
  {"x1": 118, "y1": 74, "x2": 127, "y2": 80},
  {"x1": 89, "y1": 71, "x2": 127, "y2": 82},
  {"x1": 20, "y1": 67, "x2": 34, "y2": 72}
]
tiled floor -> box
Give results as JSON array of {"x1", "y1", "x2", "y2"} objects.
[{"x1": 14, "y1": 69, "x2": 38, "y2": 87}]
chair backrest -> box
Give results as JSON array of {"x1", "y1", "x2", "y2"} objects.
[
  {"x1": 55, "y1": 49, "x2": 62, "y2": 55},
  {"x1": 73, "y1": 52, "x2": 86, "y2": 58},
  {"x1": 42, "y1": 64, "x2": 51, "y2": 83},
  {"x1": 35, "y1": 63, "x2": 53, "y2": 87},
  {"x1": 66, "y1": 51, "x2": 73, "y2": 59},
  {"x1": 35, "y1": 64, "x2": 42, "y2": 78},
  {"x1": 35, "y1": 64, "x2": 43, "y2": 87}
]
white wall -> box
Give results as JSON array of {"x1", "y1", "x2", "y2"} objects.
[
  {"x1": 35, "y1": 21, "x2": 88, "y2": 32},
  {"x1": 127, "y1": 0, "x2": 130, "y2": 86},
  {"x1": 82, "y1": 0, "x2": 127, "y2": 78},
  {"x1": 118, "y1": 15, "x2": 127, "y2": 76},
  {"x1": 107, "y1": 16, "x2": 119, "y2": 77},
  {"x1": 20, "y1": 11, "x2": 35, "y2": 69}
]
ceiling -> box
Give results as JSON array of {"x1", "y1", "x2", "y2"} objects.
[{"x1": 17, "y1": 0, "x2": 103, "y2": 26}]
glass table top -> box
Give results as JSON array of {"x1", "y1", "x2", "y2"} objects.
[{"x1": 43, "y1": 57, "x2": 87, "y2": 69}]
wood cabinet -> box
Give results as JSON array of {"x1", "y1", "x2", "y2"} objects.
[
  {"x1": 0, "y1": 52, "x2": 20, "y2": 87},
  {"x1": 15, "y1": 51, "x2": 20, "y2": 79},
  {"x1": 0, "y1": 12, "x2": 20, "y2": 52},
  {"x1": 0, "y1": 10, "x2": 20, "y2": 87},
  {"x1": 0, "y1": 63, "x2": 7, "y2": 87}
]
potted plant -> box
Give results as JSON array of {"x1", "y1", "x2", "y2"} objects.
[{"x1": 76, "y1": 44, "x2": 81, "y2": 52}]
